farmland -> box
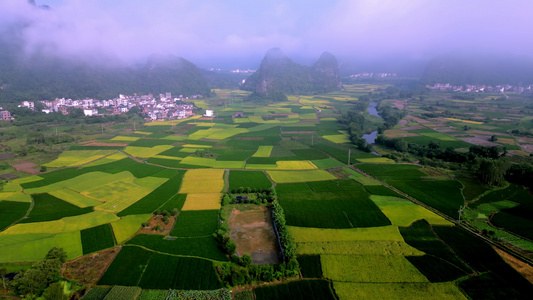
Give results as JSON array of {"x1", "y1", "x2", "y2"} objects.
[{"x1": 1, "y1": 85, "x2": 532, "y2": 299}]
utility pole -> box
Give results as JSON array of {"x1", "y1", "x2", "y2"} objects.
[
  {"x1": 55, "y1": 127, "x2": 58, "y2": 135},
  {"x1": 133, "y1": 122, "x2": 136, "y2": 131},
  {"x1": 348, "y1": 148, "x2": 351, "y2": 165},
  {"x1": 458, "y1": 205, "x2": 465, "y2": 222},
  {"x1": 101, "y1": 124, "x2": 104, "y2": 134},
  {"x1": 312, "y1": 135, "x2": 314, "y2": 146}
]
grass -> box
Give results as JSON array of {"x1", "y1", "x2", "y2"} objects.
[
  {"x1": 126, "y1": 234, "x2": 228, "y2": 261},
  {"x1": 0, "y1": 192, "x2": 32, "y2": 203},
  {"x1": 321, "y1": 254, "x2": 428, "y2": 283},
  {"x1": 81, "y1": 224, "x2": 115, "y2": 255},
  {"x1": 111, "y1": 214, "x2": 151, "y2": 244},
  {"x1": 181, "y1": 193, "x2": 221, "y2": 211},
  {"x1": 21, "y1": 193, "x2": 93, "y2": 223},
  {"x1": 289, "y1": 226, "x2": 404, "y2": 243},
  {"x1": 103, "y1": 286, "x2": 141, "y2": 300},
  {"x1": 171, "y1": 210, "x2": 219, "y2": 237},
  {"x1": 267, "y1": 170, "x2": 336, "y2": 183},
  {"x1": 333, "y1": 282, "x2": 468, "y2": 300}
]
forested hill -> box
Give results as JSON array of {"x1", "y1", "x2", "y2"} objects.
[
  {"x1": 421, "y1": 52, "x2": 533, "y2": 85},
  {"x1": 0, "y1": 39, "x2": 211, "y2": 105},
  {"x1": 241, "y1": 48, "x2": 341, "y2": 100}
]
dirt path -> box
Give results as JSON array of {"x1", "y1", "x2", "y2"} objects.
[{"x1": 495, "y1": 247, "x2": 533, "y2": 283}]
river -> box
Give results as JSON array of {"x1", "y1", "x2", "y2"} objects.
[{"x1": 362, "y1": 101, "x2": 381, "y2": 144}]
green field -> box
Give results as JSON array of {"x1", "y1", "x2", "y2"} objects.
[
  {"x1": 170, "y1": 210, "x2": 219, "y2": 237},
  {"x1": 254, "y1": 280, "x2": 336, "y2": 300},
  {"x1": 229, "y1": 170, "x2": 272, "y2": 190},
  {"x1": 81, "y1": 224, "x2": 115, "y2": 254}
]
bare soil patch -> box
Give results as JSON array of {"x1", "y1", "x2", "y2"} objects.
[
  {"x1": 402, "y1": 126, "x2": 424, "y2": 131},
  {"x1": 517, "y1": 137, "x2": 533, "y2": 144},
  {"x1": 12, "y1": 161, "x2": 40, "y2": 175},
  {"x1": 494, "y1": 248, "x2": 533, "y2": 284},
  {"x1": 0, "y1": 153, "x2": 16, "y2": 160},
  {"x1": 138, "y1": 214, "x2": 176, "y2": 235},
  {"x1": 461, "y1": 138, "x2": 500, "y2": 147},
  {"x1": 470, "y1": 130, "x2": 509, "y2": 136},
  {"x1": 0, "y1": 173, "x2": 18, "y2": 180},
  {"x1": 228, "y1": 206, "x2": 280, "y2": 265},
  {"x1": 62, "y1": 247, "x2": 120, "y2": 286},
  {"x1": 397, "y1": 120, "x2": 408, "y2": 126}
]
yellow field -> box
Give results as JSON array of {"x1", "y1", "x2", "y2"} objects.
[
  {"x1": 2, "y1": 183, "x2": 22, "y2": 192},
  {"x1": 0, "y1": 192, "x2": 32, "y2": 203},
  {"x1": 1, "y1": 211, "x2": 119, "y2": 235},
  {"x1": 252, "y1": 146, "x2": 273, "y2": 157},
  {"x1": 111, "y1": 136, "x2": 140, "y2": 141},
  {"x1": 266, "y1": 170, "x2": 336, "y2": 183},
  {"x1": 44, "y1": 150, "x2": 117, "y2": 167},
  {"x1": 179, "y1": 169, "x2": 225, "y2": 193},
  {"x1": 275, "y1": 160, "x2": 318, "y2": 170},
  {"x1": 152, "y1": 155, "x2": 182, "y2": 161},
  {"x1": 182, "y1": 144, "x2": 213, "y2": 148},
  {"x1": 205, "y1": 128, "x2": 248, "y2": 140},
  {"x1": 144, "y1": 115, "x2": 202, "y2": 126},
  {"x1": 88, "y1": 177, "x2": 167, "y2": 213},
  {"x1": 49, "y1": 188, "x2": 102, "y2": 207},
  {"x1": 445, "y1": 118, "x2": 484, "y2": 125},
  {"x1": 323, "y1": 134, "x2": 350, "y2": 143},
  {"x1": 82, "y1": 152, "x2": 128, "y2": 167},
  {"x1": 181, "y1": 193, "x2": 221, "y2": 211},
  {"x1": 111, "y1": 214, "x2": 151, "y2": 244},
  {"x1": 11, "y1": 175, "x2": 43, "y2": 184},
  {"x1": 124, "y1": 145, "x2": 173, "y2": 158},
  {"x1": 357, "y1": 157, "x2": 396, "y2": 164},
  {"x1": 333, "y1": 282, "x2": 468, "y2": 300},
  {"x1": 289, "y1": 225, "x2": 404, "y2": 243},
  {"x1": 497, "y1": 138, "x2": 516, "y2": 145}
]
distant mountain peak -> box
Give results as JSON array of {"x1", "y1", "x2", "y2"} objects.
[{"x1": 242, "y1": 49, "x2": 341, "y2": 99}]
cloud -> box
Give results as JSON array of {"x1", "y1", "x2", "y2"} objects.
[{"x1": 1, "y1": 0, "x2": 531, "y2": 66}]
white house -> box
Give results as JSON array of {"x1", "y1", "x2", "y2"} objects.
[{"x1": 204, "y1": 109, "x2": 214, "y2": 117}]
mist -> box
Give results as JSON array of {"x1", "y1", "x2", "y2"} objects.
[{"x1": 1, "y1": 0, "x2": 532, "y2": 69}]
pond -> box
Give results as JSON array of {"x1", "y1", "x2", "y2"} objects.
[{"x1": 362, "y1": 101, "x2": 382, "y2": 144}]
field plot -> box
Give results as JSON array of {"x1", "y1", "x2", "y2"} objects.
[
  {"x1": 0, "y1": 231, "x2": 82, "y2": 263},
  {"x1": 289, "y1": 226, "x2": 404, "y2": 243},
  {"x1": 81, "y1": 224, "x2": 115, "y2": 255},
  {"x1": 322, "y1": 254, "x2": 428, "y2": 283},
  {"x1": 21, "y1": 193, "x2": 93, "y2": 223},
  {"x1": 297, "y1": 255, "x2": 323, "y2": 278},
  {"x1": 170, "y1": 210, "x2": 219, "y2": 237},
  {"x1": 49, "y1": 189, "x2": 102, "y2": 208},
  {"x1": 1, "y1": 210, "x2": 119, "y2": 235},
  {"x1": 252, "y1": 145, "x2": 273, "y2": 157},
  {"x1": 0, "y1": 192, "x2": 31, "y2": 203},
  {"x1": 102, "y1": 286, "x2": 141, "y2": 300},
  {"x1": 81, "y1": 152, "x2": 128, "y2": 168},
  {"x1": 254, "y1": 279, "x2": 336, "y2": 300},
  {"x1": 333, "y1": 282, "x2": 467, "y2": 300},
  {"x1": 179, "y1": 156, "x2": 216, "y2": 167},
  {"x1": 179, "y1": 169, "x2": 225, "y2": 193},
  {"x1": 370, "y1": 196, "x2": 452, "y2": 226},
  {"x1": 279, "y1": 183, "x2": 391, "y2": 228},
  {"x1": 111, "y1": 214, "x2": 151, "y2": 244},
  {"x1": 126, "y1": 234, "x2": 228, "y2": 261},
  {"x1": 124, "y1": 145, "x2": 173, "y2": 158},
  {"x1": 98, "y1": 246, "x2": 153, "y2": 286},
  {"x1": 44, "y1": 150, "x2": 117, "y2": 167},
  {"x1": 111, "y1": 136, "x2": 140, "y2": 142},
  {"x1": 181, "y1": 193, "x2": 221, "y2": 211},
  {"x1": 138, "y1": 253, "x2": 222, "y2": 290},
  {"x1": 117, "y1": 171, "x2": 183, "y2": 216},
  {"x1": 296, "y1": 240, "x2": 423, "y2": 256},
  {"x1": 267, "y1": 170, "x2": 335, "y2": 183}
]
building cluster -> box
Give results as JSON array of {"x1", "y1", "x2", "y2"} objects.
[
  {"x1": 15, "y1": 92, "x2": 201, "y2": 121},
  {"x1": 350, "y1": 73, "x2": 397, "y2": 78},
  {"x1": 426, "y1": 83, "x2": 533, "y2": 93},
  {"x1": 0, "y1": 106, "x2": 13, "y2": 121}
]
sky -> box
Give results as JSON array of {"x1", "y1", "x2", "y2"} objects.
[{"x1": 1, "y1": 0, "x2": 532, "y2": 68}]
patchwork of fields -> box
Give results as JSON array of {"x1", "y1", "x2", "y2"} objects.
[{"x1": 1, "y1": 86, "x2": 532, "y2": 298}]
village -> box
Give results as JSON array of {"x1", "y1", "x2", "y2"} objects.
[{"x1": 0, "y1": 92, "x2": 202, "y2": 122}]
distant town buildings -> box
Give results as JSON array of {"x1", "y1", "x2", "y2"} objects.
[
  {"x1": 426, "y1": 83, "x2": 533, "y2": 93},
  {"x1": 350, "y1": 73, "x2": 397, "y2": 78},
  {"x1": 13, "y1": 92, "x2": 202, "y2": 122},
  {"x1": 0, "y1": 110, "x2": 13, "y2": 121}
]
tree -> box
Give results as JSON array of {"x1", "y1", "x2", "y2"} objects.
[
  {"x1": 45, "y1": 247, "x2": 67, "y2": 263},
  {"x1": 240, "y1": 254, "x2": 252, "y2": 267},
  {"x1": 0, "y1": 267, "x2": 7, "y2": 290},
  {"x1": 476, "y1": 158, "x2": 510, "y2": 186}
]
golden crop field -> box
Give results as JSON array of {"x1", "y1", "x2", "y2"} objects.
[
  {"x1": 289, "y1": 226, "x2": 405, "y2": 243},
  {"x1": 181, "y1": 193, "x2": 221, "y2": 211}
]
